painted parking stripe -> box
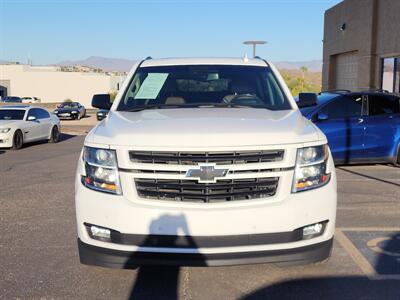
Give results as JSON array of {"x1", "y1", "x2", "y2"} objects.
[{"x1": 335, "y1": 228, "x2": 400, "y2": 280}]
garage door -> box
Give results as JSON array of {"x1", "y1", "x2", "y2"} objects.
[{"x1": 335, "y1": 51, "x2": 359, "y2": 91}]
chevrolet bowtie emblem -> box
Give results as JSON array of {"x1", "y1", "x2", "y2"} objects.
[{"x1": 186, "y1": 164, "x2": 229, "y2": 183}]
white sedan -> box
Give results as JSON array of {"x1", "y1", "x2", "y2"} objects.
[
  {"x1": 0, "y1": 105, "x2": 60, "y2": 150},
  {"x1": 21, "y1": 97, "x2": 41, "y2": 104}
]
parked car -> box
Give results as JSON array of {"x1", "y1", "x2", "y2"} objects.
[
  {"x1": 21, "y1": 97, "x2": 41, "y2": 104},
  {"x1": 53, "y1": 102, "x2": 86, "y2": 120},
  {"x1": 0, "y1": 105, "x2": 60, "y2": 149},
  {"x1": 299, "y1": 91, "x2": 400, "y2": 165},
  {"x1": 1, "y1": 96, "x2": 22, "y2": 103},
  {"x1": 96, "y1": 109, "x2": 109, "y2": 121},
  {"x1": 76, "y1": 57, "x2": 337, "y2": 269}
]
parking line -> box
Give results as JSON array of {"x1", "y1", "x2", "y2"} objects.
[
  {"x1": 335, "y1": 228, "x2": 400, "y2": 280},
  {"x1": 339, "y1": 227, "x2": 400, "y2": 232},
  {"x1": 335, "y1": 229, "x2": 376, "y2": 277}
]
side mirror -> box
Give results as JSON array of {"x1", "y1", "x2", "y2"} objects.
[
  {"x1": 297, "y1": 93, "x2": 318, "y2": 108},
  {"x1": 317, "y1": 113, "x2": 329, "y2": 121},
  {"x1": 92, "y1": 94, "x2": 111, "y2": 110},
  {"x1": 27, "y1": 115, "x2": 37, "y2": 121}
]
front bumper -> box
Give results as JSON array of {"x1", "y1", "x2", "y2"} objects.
[
  {"x1": 78, "y1": 237, "x2": 333, "y2": 268},
  {"x1": 75, "y1": 145, "x2": 337, "y2": 268},
  {"x1": 0, "y1": 132, "x2": 12, "y2": 148},
  {"x1": 56, "y1": 113, "x2": 78, "y2": 119}
]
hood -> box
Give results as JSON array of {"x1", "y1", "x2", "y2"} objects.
[
  {"x1": 86, "y1": 108, "x2": 322, "y2": 148},
  {"x1": 0, "y1": 119, "x2": 22, "y2": 127}
]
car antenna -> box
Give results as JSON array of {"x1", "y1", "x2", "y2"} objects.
[{"x1": 243, "y1": 53, "x2": 249, "y2": 63}]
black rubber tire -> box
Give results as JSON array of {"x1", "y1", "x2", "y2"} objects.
[
  {"x1": 11, "y1": 130, "x2": 23, "y2": 150},
  {"x1": 77, "y1": 114, "x2": 81, "y2": 120},
  {"x1": 48, "y1": 126, "x2": 60, "y2": 143}
]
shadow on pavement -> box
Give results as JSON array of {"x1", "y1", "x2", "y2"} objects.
[
  {"x1": 20, "y1": 133, "x2": 76, "y2": 149},
  {"x1": 338, "y1": 167, "x2": 400, "y2": 187},
  {"x1": 375, "y1": 232, "x2": 400, "y2": 275},
  {"x1": 58, "y1": 133, "x2": 76, "y2": 142},
  {"x1": 239, "y1": 276, "x2": 399, "y2": 300},
  {"x1": 127, "y1": 214, "x2": 203, "y2": 300},
  {"x1": 241, "y1": 231, "x2": 400, "y2": 300},
  {"x1": 0, "y1": 133, "x2": 76, "y2": 152},
  {"x1": 124, "y1": 220, "x2": 400, "y2": 299}
]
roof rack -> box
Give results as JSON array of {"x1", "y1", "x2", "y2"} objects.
[
  {"x1": 145, "y1": 56, "x2": 152, "y2": 60},
  {"x1": 319, "y1": 89, "x2": 351, "y2": 95}
]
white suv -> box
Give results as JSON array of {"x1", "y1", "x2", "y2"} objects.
[{"x1": 75, "y1": 57, "x2": 336, "y2": 268}]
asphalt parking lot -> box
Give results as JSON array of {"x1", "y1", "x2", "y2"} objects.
[{"x1": 1, "y1": 134, "x2": 399, "y2": 300}]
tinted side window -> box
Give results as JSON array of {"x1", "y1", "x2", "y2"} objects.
[
  {"x1": 368, "y1": 95, "x2": 397, "y2": 115},
  {"x1": 319, "y1": 96, "x2": 362, "y2": 119},
  {"x1": 37, "y1": 108, "x2": 50, "y2": 119},
  {"x1": 27, "y1": 108, "x2": 41, "y2": 119}
]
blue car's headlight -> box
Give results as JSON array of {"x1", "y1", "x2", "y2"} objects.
[
  {"x1": 292, "y1": 144, "x2": 331, "y2": 192},
  {"x1": 82, "y1": 147, "x2": 122, "y2": 194}
]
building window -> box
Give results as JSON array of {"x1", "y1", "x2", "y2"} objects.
[{"x1": 381, "y1": 57, "x2": 400, "y2": 93}]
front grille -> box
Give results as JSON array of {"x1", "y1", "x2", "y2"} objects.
[
  {"x1": 129, "y1": 150, "x2": 284, "y2": 165},
  {"x1": 135, "y1": 177, "x2": 279, "y2": 203}
]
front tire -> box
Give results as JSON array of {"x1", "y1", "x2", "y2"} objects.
[
  {"x1": 49, "y1": 126, "x2": 60, "y2": 143},
  {"x1": 12, "y1": 130, "x2": 23, "y2": 150}
]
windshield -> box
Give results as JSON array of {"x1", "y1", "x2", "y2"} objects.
[
  {"x1": 59, "y1": 102, "x2": 78, "y2": 108},
  {"x1": 0, "y1": 109, "x2": 25, "y2": 120},
  {"x1": 118, "y1": 65, "x2": 292, "y2": 111}
]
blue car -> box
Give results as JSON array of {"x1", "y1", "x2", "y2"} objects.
[{"x1": 299, "y1": 91, "x2": 400, "y2": 165}]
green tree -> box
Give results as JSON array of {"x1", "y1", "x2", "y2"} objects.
[
  {"x1": 300, "y1": 66, "x2": 309, "y2": 90},
  {"x1": 282, "y1": 71, "x2": 320, "y2": 97},
  {"x1": 109, "y1": 91, "x2": 118, "y2": 103}
]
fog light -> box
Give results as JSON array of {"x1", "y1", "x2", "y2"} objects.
[
  {"x1": 303, "y1": 222, "x2": 324, "y2": 239},
  {"x1": 90, "y1": 225, "x2": 111, "y2": 241}
]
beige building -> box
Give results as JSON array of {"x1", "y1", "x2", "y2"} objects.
[
  {"x1": 0, "y1": 64, "x2": 124, "y2": 107},
  {"x1": 322, "y1": 0, "x2": 400, "y2": 92}
]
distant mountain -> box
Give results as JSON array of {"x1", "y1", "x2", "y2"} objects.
[
  {"x1": 56, "y1": 56, "x2": 137, "y2": 72},
  {"x1": 273, "y1": 60, "x2": 322, "y2": 72},
  {"x1": 0, "y1": 59, "x2": 9, "y2": 64},
  {"x1": 55, "y1": 56, "x2": 322, "y2": 73}
]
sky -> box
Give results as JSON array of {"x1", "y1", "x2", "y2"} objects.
[{"x1": 0, "y1": 0, "x2": 341, "y2": 65}]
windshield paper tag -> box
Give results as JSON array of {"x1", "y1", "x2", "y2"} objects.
[{"x1": 134, "y1": 73, "x2": 169, "y2": 99}]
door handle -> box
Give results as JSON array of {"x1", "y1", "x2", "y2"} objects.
[{"x1": 357, "y1": 118, "x2": 364, "y2": 124}]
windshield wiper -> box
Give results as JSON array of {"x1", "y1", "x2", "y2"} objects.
[
  {"x1": 191, "y1": 103, "x2": 268, "y2": 109},
  {"x1": 126, "y1": 104, "x2": 184, "y2": 112},
  {"x1": 126, "y1": 103, "x2": 269, "y2": 112}
]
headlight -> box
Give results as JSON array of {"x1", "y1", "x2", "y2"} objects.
[
  {"x1": 71, "y1": 110, "x2": 78, "y2": 114},
  {"x1": 82, "y1": 147, "x2": 122, "y2": 194},
  {"x1": 54, "y1": 110, "x2": 58, "y2": 114},
  {"x1": 292, "y1": 144, "x2": 330, "y2": 193},
  {"x1": 0, "y1": 128, "x2": 11, "y2": 133}
]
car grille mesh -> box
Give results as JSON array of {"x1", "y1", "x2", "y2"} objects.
[
  {"x1": 135, "y1": 177, "x2": 279, "y2": 203},
  {"x1": 129, "y1": 150, "x2": 284, "y2": 165}
]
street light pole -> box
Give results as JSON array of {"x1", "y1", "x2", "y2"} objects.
[{"x1": 243, "y1": 41, "x2": 267, "y2": 58}]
